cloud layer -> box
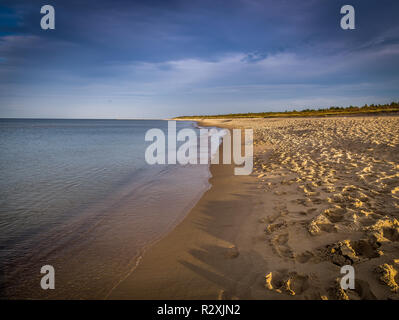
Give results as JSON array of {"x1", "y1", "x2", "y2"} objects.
[{"x1": 0, "y1": 0, "x2": 398, "y2": 118}]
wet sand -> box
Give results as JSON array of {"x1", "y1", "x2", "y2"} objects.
[
  {"x1": 109, "y1": 146, "x2": 266, "y2": 299},
  {"x1": 110, "y1": 116, "x2": 399, "y2": 300}
]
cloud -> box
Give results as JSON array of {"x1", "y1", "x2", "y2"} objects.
[
  {"x1": 88, "y1": 41, "x2": 399, "y2": 97},
  {"x1": 0, "y1": 0, "x2": 399, "y2": 118}
]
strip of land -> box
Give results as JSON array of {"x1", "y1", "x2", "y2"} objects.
[
  {"x1": 110, "y1": 115, "x2": 399, "y2": 300},
  {"x1": 176, "y1": 102, "x2": 399, "y2": 119}
]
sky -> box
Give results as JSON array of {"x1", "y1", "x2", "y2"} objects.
[{"x1": 0, "y1": 0, "x2": 398, "y2": 119}]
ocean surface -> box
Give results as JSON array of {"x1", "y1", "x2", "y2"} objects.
[{"x1": 0, "y1": 119, "x2": 215, "y2": 299}]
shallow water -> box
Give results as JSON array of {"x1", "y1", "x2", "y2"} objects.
[{"x1": 0, "y1": 119, "x2": 214, "y2": 298}]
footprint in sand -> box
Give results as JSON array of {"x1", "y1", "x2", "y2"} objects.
[
  {"x1": 310, "y1": 197, "x2": 324, "y2": 205},
  {"x1": 319, "y1": 239, "x2": 382, "y2": 266},
  {"x1": 307, "y1": 208, "x2": 318, "y2": 215},
  {"x1": 323, "y1": 206, "x2": 346, "y2": 223},
  {"x1": 272, "y1": 204, "x2": 289, "y2": 216},
  {"x1": 270, "y1": 233, "x2": 294, "y2": 259},
  {"x1": 265, "y1": 270, "x2": 310, "y2": 296},
  {"x1": 308, "y1": 214, "x2": 336, "y2": 236},
  {"x1": 295, "y1": 250, "x2": 316, "y2": 264},
  {"x1": 350, "y1": 279, "x2": 378, "y2": 300},
  {"x1": 364, "y1": 217, "x2": 399, "y2": 242},
  {"x1": 265, "y1": 220, "x2": 287, "y2": 234},
  {"x1": 328, "y1": 278, "x2": 377, "y2": 300},
  {"x1": 224, "y1": 245, "x2": 240, "y2": 259},
  {"x1": 375, "y1": 263, "x2": 399, "y2": 293},
  {"x1": 217, "y1": 290, "x2": 239, "y2": 300},
  {"x1": 263, "y1": 211, "x2": 283, "y2": 224},
  {"x1": 294, "y1": 198, "x2": 313, "y2": 207},
  {"x1": 298, "y1": 207, "x2": 318, "y2": 217}
]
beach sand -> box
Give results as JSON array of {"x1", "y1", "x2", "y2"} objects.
[{"x1": 110, "y1": 116, "x2": 399, "y2": 300}]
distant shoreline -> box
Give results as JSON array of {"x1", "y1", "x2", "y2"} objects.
[{"x1": 175, "y1": 102, "x2": 399, "y2": 119}]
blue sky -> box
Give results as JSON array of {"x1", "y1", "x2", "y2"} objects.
[{"x1": 0, "y1": 0, "x2": 398, "y2": 118}]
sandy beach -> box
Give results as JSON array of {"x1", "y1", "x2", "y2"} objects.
[{"x1": 110, "y1": 116, "x2": 399, "y2": 300}]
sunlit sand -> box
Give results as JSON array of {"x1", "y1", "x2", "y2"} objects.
[{"x1": 189, "y1": 116, "x2": 399, "y2": 299}]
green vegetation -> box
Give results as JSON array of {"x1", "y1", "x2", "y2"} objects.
[{"x1": 176, "y1": 102, "x2": 399, "y2": 119}]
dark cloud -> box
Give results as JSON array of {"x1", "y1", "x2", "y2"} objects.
[{"x1": 0, "y1": 0, "x2": 398, "y2": 118}]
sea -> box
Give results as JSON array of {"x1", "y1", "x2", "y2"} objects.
[{"x1": 0, "y1": 119, "x2": 218, "y2": 299}]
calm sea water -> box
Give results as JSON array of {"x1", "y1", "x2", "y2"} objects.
[{"x1": 0, "y1": 119, "x2": 213, "y2": 299}]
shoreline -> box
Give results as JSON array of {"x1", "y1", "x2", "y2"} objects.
[
  {"x1": 109, "y1": 121, "x2": 272, "y2": 299},
  {"x1": 110, "y1": 115, "x2": 399, "y2": 300}
]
